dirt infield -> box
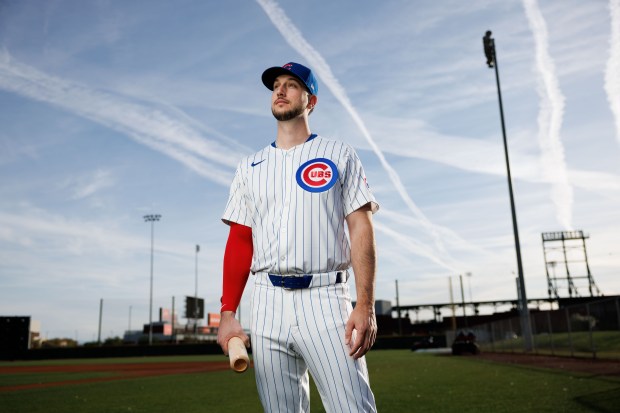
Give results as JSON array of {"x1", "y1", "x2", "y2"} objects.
[
  {"x1": 0, "y1": 361, "x2": 235, "y2": 392},
  {"x1": 477, "y1": 352, "x2": 620, "y2": 377}
]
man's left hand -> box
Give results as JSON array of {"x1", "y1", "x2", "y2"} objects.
[{"x1": 345, "y1": 304, "x2": 377, "y2": 359}]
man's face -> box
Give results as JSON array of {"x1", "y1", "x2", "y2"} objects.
[{"x1": 271, "y1": 74, "x2": 310, "y2": 121}]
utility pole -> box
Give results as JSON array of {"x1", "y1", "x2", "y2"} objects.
[
  {"x1": 459, "y1": 275, "x2": 468, "y2": 328},
  {"x1": 98, "y1": 298, "x2": 103, "y2": 346},
  {"x1": 395, "y1": 279, "x2": 402, "y2": 335}
]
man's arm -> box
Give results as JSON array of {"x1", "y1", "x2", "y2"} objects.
[
  {"x1": 344, "y1": 203, "x2": 377, "y2": 359},
  {"x1": 216, "y1": 223, "x2": 252, "y2": 354}
]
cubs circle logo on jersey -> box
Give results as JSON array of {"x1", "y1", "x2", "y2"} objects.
[{"x1": 296, "y1": 158, "x2": 339, "y2": 193}]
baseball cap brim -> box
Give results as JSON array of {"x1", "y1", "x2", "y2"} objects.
[
  {"x1": 261, "y1": 67, "x2": 309, "y2": 92},
  {"x1": 261, "y1": 62, "x2": 318, "y2": 95}
]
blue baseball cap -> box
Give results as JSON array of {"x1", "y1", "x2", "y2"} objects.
[{"x1": 261, "y1": 62, "x2": 318, "y2": 95}]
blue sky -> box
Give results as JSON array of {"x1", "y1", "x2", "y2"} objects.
[{"x1": 1, "y1": 0, "x2": 619, "y2": 342}]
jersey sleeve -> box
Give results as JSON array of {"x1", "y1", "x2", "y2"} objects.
[
  {"x1": 341, "y1": 146, "x2": 379, "y2": 216},
  {"x1": 220, "y1": 223, "x2": 253, "y2": 313},
  {"x1": 222, "y1": 163, "x2": 252, "y2": 226}
]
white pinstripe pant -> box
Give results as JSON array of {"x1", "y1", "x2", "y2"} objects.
[{"x1": 250, "y1": 273, "x2": 377, "y2": 413}]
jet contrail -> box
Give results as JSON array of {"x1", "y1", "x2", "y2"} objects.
[
  {"x1": 0, "y1": 49, "x2": 244, "y2": 186},
  {"x1": 374, "y1": 222, "x2": 460, "y2": 273},
  {"x1": 606, "y1": 0, "x2": 620, "y2": 145},
  {"x1": 256, "y1": 0, "x2": 451, "y2": 256},
  {"x1": 522, "y1": 0, "x2": 574, "y2": 230}
]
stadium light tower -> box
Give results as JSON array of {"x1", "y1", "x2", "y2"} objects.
[
  {"x1": 144, "y1": 214, "x2": 161, "y2": 345},
  {"x1": 482, "y1": 30, "x2": 533, "y2": 351}
]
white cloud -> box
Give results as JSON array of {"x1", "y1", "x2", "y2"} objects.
[
  {"x1": 0, "y1": 208, "x2": 142, "y2": 257},
  {"x1": 606, "y1": 0, "x2": 620, "y2": 145},
  {"x1": 0, "y1": 49, "x2": 241, "y2": 186},
  {"x1": 68, "y1": 169, "x2": 114, "y2": 200},
  {"x1": 358, "y1": 114, "x2": 620, "y2": 196},
  {"x1": 522, "y1": 0, "x2": 573, "y2": 230}
]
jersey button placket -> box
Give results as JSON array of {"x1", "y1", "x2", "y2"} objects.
[{"x1": 278, "y1": 153, "x2": 293, "y2": 269}]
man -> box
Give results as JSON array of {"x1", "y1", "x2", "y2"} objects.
[{"x1": 217, "y1": 61, "x2": 379, "y2": 413}]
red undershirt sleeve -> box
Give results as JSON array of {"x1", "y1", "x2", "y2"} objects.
[{"x1": 220, "y1": 222, "x2": 253, "y2": 313}]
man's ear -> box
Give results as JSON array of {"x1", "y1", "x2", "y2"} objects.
[{"x1": 307, "y1": 94, "x2": 318, "y2": 113}]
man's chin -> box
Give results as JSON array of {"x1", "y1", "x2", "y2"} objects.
[{"x1": 272, "y1": 108, "x2": 304, "y2": 121}]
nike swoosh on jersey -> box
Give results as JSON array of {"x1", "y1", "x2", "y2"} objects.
[{"x1": 251, "y1": 159, "x2": 266, "y2": 167}]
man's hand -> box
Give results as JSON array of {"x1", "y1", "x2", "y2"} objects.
[
  {"x1": 344, "y1": 304, "x2": 377, "y2": 359},
  {"x1": 217, "y1": 311, "x2": 250, "y2": 355}
]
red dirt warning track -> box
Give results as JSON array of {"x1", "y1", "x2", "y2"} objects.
[
  {"x1": 0, "y1": 361, "x2": 234, "y2": 392},
  {"x1": 477, "y1": 352, "x2": 620, "y2": 377}
]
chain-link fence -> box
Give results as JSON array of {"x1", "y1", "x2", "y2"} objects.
[{"x1": 474, "y1": 297, "x2": 620, "y2": 360}]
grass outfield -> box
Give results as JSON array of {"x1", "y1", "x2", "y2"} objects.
[
  {"x1": 480, "y1": 331, "x2": 620, "y2": 359},
  {"x1": 1, "y1": 350, "x2": 618, "y2": 413}
]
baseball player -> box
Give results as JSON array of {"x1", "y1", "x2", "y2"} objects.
[{"x1": 217, "y1": 61, "x2": 379, "y2": 413}]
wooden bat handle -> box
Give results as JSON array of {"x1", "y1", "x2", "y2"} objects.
[{"x1": 228, "y1": 336, "x2": 249, "y2": 373}]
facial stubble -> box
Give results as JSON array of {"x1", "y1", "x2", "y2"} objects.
[{"x1": 272, "y1": 101, "x2": 306, "y2": 121}]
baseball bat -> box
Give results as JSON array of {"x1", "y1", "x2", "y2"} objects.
[{"x1": 228, "y1": 336, "x2": 249, "y2": 373}]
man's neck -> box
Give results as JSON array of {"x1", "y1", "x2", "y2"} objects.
[{"x1": 275, "y1": 117, "x2": 312, "y2": 150}]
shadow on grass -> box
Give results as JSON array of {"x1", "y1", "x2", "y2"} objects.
[{"x1": 574, "y1": 387, "x2": 620, "y2": 413}]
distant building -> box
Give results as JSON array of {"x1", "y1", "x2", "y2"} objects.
[{"x1": 375, "y1": 300, "x2": 392, "y2": 316}]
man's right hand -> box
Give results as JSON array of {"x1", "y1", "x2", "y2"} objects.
[{"x1": 216, "y1": 311, "x2": 250, "y2": 355}]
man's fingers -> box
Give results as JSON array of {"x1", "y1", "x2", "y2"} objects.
[
  {"x1": 221, "y1": 340, "x2": 229, "y2": 356},
  {"x1": 223, "y1": 333, "x2": 251, "y2": 355},
  {"x1": 344, "y1": 319, "x2": 354, "y2": 345},
  {"x1": 348, "y1": 326, "x2": 366, "y2": 357},
  {"x1": 355, "y1": 333, "x2": 370, "y2": 358},
  {"x1": 349, "y1": 326, "x2": 377, "y2": 359}
]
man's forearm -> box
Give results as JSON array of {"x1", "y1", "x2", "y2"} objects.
[
  {"x1": 347, "y1": 207, "x2": 376, "y2": 309},
  {"x1": 351, "y1": 234, "x2": 376, "y2": 308}
]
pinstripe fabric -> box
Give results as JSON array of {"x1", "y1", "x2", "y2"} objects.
[
  {"x1": 222, "y1": 135, "x2": 378, "y2": 275},
  {"x1": 222, "y1": 135, "x2": 378, "y2": 412},
  {"x1": 222, "y1": 136, "x2": 378, "y2": 274},
  {"x1": 250, "y1": 274, "x2": 376, "y2": 413}
]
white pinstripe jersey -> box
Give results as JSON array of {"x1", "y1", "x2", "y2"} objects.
[{"x1": 222, "y1": 134, "x2": 378, "y2": 275}]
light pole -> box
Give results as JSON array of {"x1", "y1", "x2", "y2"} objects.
[
  {"x1": 144, "y1": 214, "x2": 161, "y2": 345},
  {"x1": 194, "y1": 244, "x2": 200, "y2": 335},
  {"x1": 483, "y1": 30, "x2": 533, "y2": 351}
]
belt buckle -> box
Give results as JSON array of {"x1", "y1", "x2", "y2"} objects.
[
  {"x1": 283, "y1": 275, "x2": 313, "y2": 289},
  {"x1": 281, "y1": 275, "x2": 295, "y2": 290}
]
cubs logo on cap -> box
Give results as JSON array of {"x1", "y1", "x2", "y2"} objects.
[{"x1": 296, "y1": 158, "x2": 338, "y2": 193}]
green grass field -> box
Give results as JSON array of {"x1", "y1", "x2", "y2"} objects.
[{"x1": 1, "y1": 351, "x2": 619, "y2": 413}]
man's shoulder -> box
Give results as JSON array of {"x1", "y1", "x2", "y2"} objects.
[
  {"x1": 313, "y1": 135, "x2": 353, "y2": 152},
  {"x1": 237, "y1": 145, "x2": 273, "y2": 169},
  {"x1": 316, "y1": 137, "x2": 359, "y2": 165}
]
